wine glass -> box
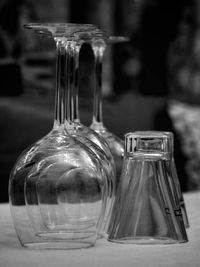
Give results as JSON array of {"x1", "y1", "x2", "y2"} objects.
[
  {"x1": 9, "y1": 23, "x2": 108, "y2": 249},
  {"x1": 61, "y1": 31, "x2": 116, "y2": 236},
  {"x1": 90, "y1": 36, "x2": 129, "y2": 189},
  {"x1": 67, "y1": 31, "x2": 130, "y2": 234}
]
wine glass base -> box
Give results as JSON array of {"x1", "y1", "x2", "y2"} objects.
[
  {"x1": 36, "y1": 230, "x2": 95, "y2": 240},
  {"x1": 22, "y1": 231, "x2": 97, "y2": 249},
  {"x1": 23, "y1": 240, "x2": 95, "y2": 250}
]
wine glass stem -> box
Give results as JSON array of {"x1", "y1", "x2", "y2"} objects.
[
  {"x1": 54, "y1": 39, "x2": 66, "y2": 127},
  {"x1": 65, "y1": 41, "x2": 83, "y2": 125},
  {"x1": 66, "y1": 41, "x2": 75, "y2": 124},
  {"x1": 92, "y1": 45, "x2": 105, "y2": 124}
]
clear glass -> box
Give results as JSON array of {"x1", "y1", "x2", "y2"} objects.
[
  {"x1": 134, "y1": 131, "x2": 189, "y2": 228},
  {"x1": 170, "y1": 159, "x2": 190, "y2": 228},
  {"x1": 90, "y1": 36, "x2": 127, "y2": 189},
  {"x1": 9, "y1": 23, "x2": 108, "y2": 250},
  {"x1": 63, "y1": 30, "x2": 116, "y2": 236},
  {"x1": 108, "y1": 132, "x2": 188, "y2": 244},
  {"x1": 163, "y1": 131, "x2": 189, "y2": 228}
]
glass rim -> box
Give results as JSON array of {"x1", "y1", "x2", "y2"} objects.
[{"x1": 125, "y1": 131, "x2": 172, "y2": 139}]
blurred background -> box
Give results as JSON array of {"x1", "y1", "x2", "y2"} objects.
[{"x1": 0, "y1": 0, "x2": 200, "y2": 202}]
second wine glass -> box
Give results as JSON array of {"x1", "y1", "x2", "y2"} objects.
[
  {"x1": 62, "y1": 29, "x2": 116, "y2": 236},
  {"x1": 90, "y1": 36, "x2": 129, "y2": 189}
]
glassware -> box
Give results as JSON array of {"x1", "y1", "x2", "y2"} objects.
[
  {"x1": 61, "y1": 30, "x2": 116, "y2": 237},
  {"x1": 67, "y1": 33, "x2": 129, "y2": 234},
  {"x1": 134, "y1": 131, "x2": 189, "y2": 228},
  {"x1": 165, "y1": 131, "x2": 189, "y2": 228},
  {"x1": 90, "y1": 36, "x2": 128, "y2": 189},
  {"x1": 9, "y1": 23, "x2": 108, "y2": 249},
  {"x1": 108, "y1": 132, "x2": 188, "y2": 244},
  {"x1": 69, "y1": 30, "x2": 116, "y2": 172}
]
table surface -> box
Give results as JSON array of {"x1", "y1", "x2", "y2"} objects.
[{"x1": 0, "y1": 192, "x2": 200, "y2": 267}]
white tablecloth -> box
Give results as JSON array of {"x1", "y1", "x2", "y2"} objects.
[{"x1": 0, "y1": 192, "x2": 200, "y2": 267}]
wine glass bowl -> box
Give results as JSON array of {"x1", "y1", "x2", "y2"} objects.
[{"x1": 90, "y1": 123, "x2": 124, "y2": 188}]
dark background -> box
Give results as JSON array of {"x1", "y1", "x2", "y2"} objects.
[{"x1": 0, "y1": 0, "x2": 199, "y2": 202}]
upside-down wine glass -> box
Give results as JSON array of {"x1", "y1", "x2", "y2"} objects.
[
  {"x1": 9, "y1": 23, "x2": 108, "y2": 249},
  {"x1": 69, "y1": 32, "x2": 130, "y2": 233},
  {"x1": 62, "y1": 30, "x2": 116, "y2": 236},
  {"x1": 90, "y1": 36, "x2": 129, "y2": 189}
]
